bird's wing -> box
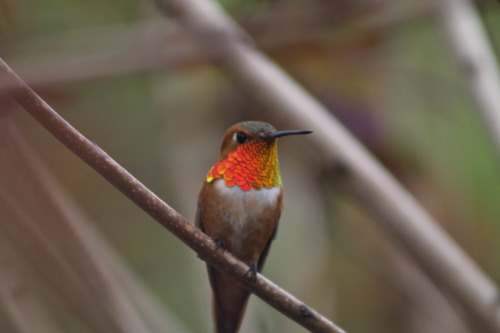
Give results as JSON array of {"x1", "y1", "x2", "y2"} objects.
[{"x1": 257, "y1": 211, "x2": 280, "y2": 272}]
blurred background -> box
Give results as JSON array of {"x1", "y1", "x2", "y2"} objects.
[{"x1": 1, "y1": 0, "x2": 499, "y2": 332}]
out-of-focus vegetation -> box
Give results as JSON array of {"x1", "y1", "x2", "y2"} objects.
[{"x1": 1, "y1": 0, "x2": 499, "y2": 332}]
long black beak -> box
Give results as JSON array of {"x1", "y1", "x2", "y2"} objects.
[{"x1": 261, "y1": 130, "x2": 313, "y2": 139}]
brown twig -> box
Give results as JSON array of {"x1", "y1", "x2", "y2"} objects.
[
  {"x1": 0, "y1": 57, "x2": 345, "y2": 333},
  {"x1": 152, "y1": 0, "x2": 500, "y2": 332}
]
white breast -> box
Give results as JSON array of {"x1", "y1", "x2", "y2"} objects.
[
  {"x1": 213, "y1": 180, "x2": 281, "y2": 253},
  {"x1": 214, "y1": 180, "x2": 281, "y2": 208}
]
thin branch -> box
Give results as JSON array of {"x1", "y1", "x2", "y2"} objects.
[
  {"x1": 0, "y1": 57, "x2": 345, "y2": 333},
  {"x1": 434, "y1": 0, "x2": 500, "y2": 157},
  {"x1": 151, "y1": 0, "x2": 500, "y2": 332}
]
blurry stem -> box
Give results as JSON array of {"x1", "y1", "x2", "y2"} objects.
[
  {"x1": 151, "y1": 0, "x2": 500, "y2": 332},
  {"x1": 434, "y1": 0, "x2": 500, "y2": 158},
  {"x1": 0, "y1": 238, "x2": 62, "y2": 333},
  {"x1": 0, "y1": 57, "x2": 345, "y2": 333},
  {"x1": 1, "y1": 118, "x2": 151, "y2": 333},
  {"x1": 0, "y1": 120, "x2": 191, "y2": 333},
  {"x1": 0, "y1": 5, "x2": 428, "y2": 91}
]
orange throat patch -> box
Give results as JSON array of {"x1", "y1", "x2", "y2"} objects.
[{"x1": 206, "y1": 141, "x2": 281, "y2": 191}]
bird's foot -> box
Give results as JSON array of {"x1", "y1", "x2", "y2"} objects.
[
  {"x1": 212, "y1": 237, "x2": 226, "y2": 253},
  {"x1": 244, "y1": 264, "x2": 258, "y2": 283},
  {"x1": 299, "y1": 305, "x2": 315, "y2": 318}
]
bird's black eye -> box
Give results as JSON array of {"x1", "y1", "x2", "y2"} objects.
[{"x1": 235, "y1": 132, "x2": 247, "y2": 144}]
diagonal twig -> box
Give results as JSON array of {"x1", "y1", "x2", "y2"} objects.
[{"x1": 0, "y1": 57, "x2": 345, "y2": 333}]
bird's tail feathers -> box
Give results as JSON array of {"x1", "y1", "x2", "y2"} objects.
[{"x1": 210, "y1": 269, "x2": 250, "y2": 333}]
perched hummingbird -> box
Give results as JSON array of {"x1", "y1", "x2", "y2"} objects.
[{"x1": 196, "y1": 121, "x2": 312, "y2": 333}]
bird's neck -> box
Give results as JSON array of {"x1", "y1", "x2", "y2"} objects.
[{"x1": 206, "y1": 141, "x2": 281, "y2": 191}]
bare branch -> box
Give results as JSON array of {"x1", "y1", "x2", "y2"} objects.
[
  {"x1": 0, "y1": 57, "x2": 345, "y2": 333},
  {"x1": 151, "y1": 0, "x2": 500, "y2": 331},
  {"x1": 433, "y1": 0, "x2": 500, "y2": 157}
]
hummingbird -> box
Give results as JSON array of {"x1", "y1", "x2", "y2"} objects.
[{"x1": 196, "y1": 121, "x2": 312, "y2": 333}]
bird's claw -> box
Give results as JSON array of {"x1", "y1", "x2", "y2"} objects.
[
  {"x1": 299, "y1": 305, "x2": 315, "y2": 318},
  {"x1": 244, "y1": 264, "x2": 258, "y2": 283},
  {"x1": 212, "y1": 237, "x2": 226, "y2": 253}
]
